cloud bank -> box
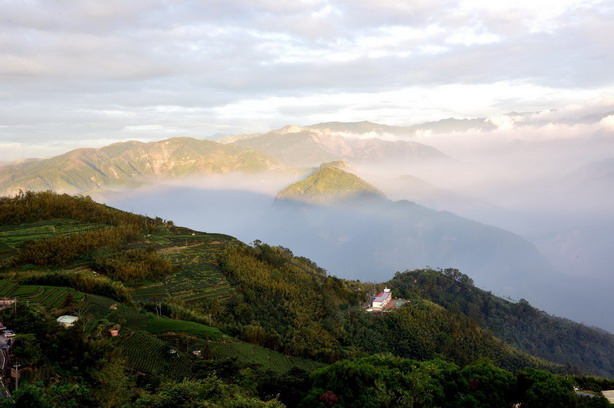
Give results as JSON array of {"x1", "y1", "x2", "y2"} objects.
[{"x1": 1, "y1": 0, "x2": 613, "y2": 160}]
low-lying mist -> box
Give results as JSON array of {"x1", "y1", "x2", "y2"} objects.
[
  {"x1": 355, "y1": 118, "x2": 614, "y2": 275},
  {"x1": 98, "y1": 114, "x2": 614, "y2": 332}
]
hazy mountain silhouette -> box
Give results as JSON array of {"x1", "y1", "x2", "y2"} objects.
[{"x1": 222, "y1": 125, "x2": 448, "y2": 166}]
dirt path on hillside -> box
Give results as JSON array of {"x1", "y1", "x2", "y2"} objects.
[{"x1": 156, "y1": 243, "x2": 203, "y2": 253}]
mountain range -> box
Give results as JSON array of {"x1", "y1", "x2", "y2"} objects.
[
  {"x1": 0, "y1": 125, "x2": 453, "y2": 195},
  {"x1": 0, "y1": 137, "x2": 280, "y2": 195},
  {"x1": 220, "y1": 124, "x2": 449, "y2": 167}
]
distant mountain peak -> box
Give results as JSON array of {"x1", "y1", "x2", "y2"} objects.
[{"x1": 276, "y1": 165, "x2": 384, "y2": 204}]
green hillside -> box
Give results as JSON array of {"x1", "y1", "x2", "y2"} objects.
[
  {"x1": 0, "y1": 191, "x2": 613, "y2": 407},
  {"x1": 388, "y1": 268, "x2": 614, "y2": 378},
  {"x1": 276, "y1": 165, "x2": 384, "y2": 204},
  {"x1": 0, "y1": 137, "x2": 280, "y2": 195}
]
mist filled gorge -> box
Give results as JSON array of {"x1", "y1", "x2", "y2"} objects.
[{"x1": 87, "y1": 114, "x2": 614, "y2": 333}]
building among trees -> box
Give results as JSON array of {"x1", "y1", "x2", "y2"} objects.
[
  {"x1": 371, "y1": 288, "x2": 392, "y2": 311},
  {"x1": 56, "y1": 315, "x2": 79, "y2": 328}
]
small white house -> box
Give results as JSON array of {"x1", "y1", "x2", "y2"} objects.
[{"x1": 57, "y1": 315, "x2": 79, "y2": 328}]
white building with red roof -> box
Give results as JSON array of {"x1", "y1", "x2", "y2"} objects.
[{"x1": 371, "y1": 288, "x2": 392, "y2": 311}]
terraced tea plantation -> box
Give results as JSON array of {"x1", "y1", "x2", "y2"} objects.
[
  {"x1": 83, "y1": 293, "x2": 118, "y2": 318},
  {"x1": 0, "y1": 279, "x2": 85, "y2": 308},
  {"x1": 84, "y1": 294, "x2": 227, "y2": 340},
  {"x1": 0, "y1": 219, "x2": 105, "y2": 247},
  {"x1": 131, "y1": 242, "x2": 235, "y2": 306},
  {"x1": 163, "y1": 231, "x2": 233, "y2": 247},
  {"x1": 0, "y1": 219, "x2": 105, "y2": 264},
  {"x1": 208, "y1": 341, "x2": 325, "y2": 374},
  {"x1": 145, "y1": 316, "x2": 228, "y2": 340},
  {"x1": 84, "y1": 294, "x2": 150, "y2": 331},
  {"x1": 117, "y1": 329, "x2": 193, "y2": 378}
]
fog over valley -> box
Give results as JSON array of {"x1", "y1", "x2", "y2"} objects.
[{"x1": 92, "y1": 111, "x2": 614, "y2": 332}]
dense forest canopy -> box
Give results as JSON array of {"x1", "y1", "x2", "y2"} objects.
[{"x1": 388, "y1": 268, "x2": 614, "y2": 378}]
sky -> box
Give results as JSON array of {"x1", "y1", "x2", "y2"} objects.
[{"x1": 1, "y1": 0, "x2": 614, "y2": 161}]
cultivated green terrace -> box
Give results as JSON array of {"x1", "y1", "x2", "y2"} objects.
[{"x1": 0, "y1": 191, "x2": 612, "y2": 407}]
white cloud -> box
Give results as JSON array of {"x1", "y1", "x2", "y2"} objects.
[
  {"x1": 457, "y1": 0, "x2": 606, "y2": 33},
  {"x1": 208, "y1": 82, "x2": 614, "y2": 128},
  {"x1": 122, "y1": 125, "x2": 165, "y2": 132},
  {"x1": 446, "y1": 26, "x2": 500, "y2": 46},
  {"x1": 0, "y1": 0, "x2": 612, "y2": 159},
  {"x1": 487, "y1": 115, "x2": 516, "y2": 130},
  {"x1": 76, "y1": 109, "x2": 137, "y2": 118},
  {"x1": 600, "y1": 115, "x2": 614, "y2": 129}
]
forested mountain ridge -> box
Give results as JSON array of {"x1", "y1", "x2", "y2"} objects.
[
  {"x1": 0, "y1": 121, "x2": 451, "y2": 196},
  {"x1": 0, "y1": 137, "x2": 281, "y2": 195},
  {"x1": 387, "y1": 268, "x2": 614, "y2": 378},
  {"x1": 0, "y1": 191, "x2": 612, "y2": 407}
]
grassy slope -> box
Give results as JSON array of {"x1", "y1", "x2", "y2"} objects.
[{"x1": 276, "y1": 166, "x2": 384, "y2": 203}]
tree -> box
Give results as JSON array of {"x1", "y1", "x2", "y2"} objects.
[
  {"x1": 91, "y1": 353, "x2": 134, "y2": 408},
  {"x1": 10, "y1": 334, "x2": 44, "y2": 367},
  {"x1": 301, "y1": 354, "x2": 459, "y2": 408},
  {"x1": 456, "y1": 359, "x2": 515, "y2": 408},
  {"x1": 135, "y1": 377, "x2": 284, "y2": 408},
  {"x1": 515, "y1": 368, "x2": 578, "y2": 408}
]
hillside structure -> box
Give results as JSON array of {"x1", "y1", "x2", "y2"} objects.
[
  {"x1": 57, "y1": 315, "x2": 79, "y2": 328},
  {"x1": 371, "y1": 288, "x2": 392, "y2": 311},
  {"x1": 0, "y1": 298, "x2": 15, "y2": 307}
]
